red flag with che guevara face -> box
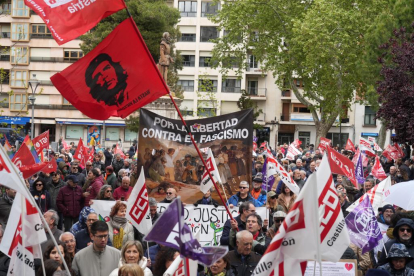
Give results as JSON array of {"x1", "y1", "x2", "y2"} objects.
[
  {"x1": 51, "y1": 19, "x2": 169, "y2": 120},
  {"x1": 24, "y1": 0, "x2": 126, "y2": 45}
]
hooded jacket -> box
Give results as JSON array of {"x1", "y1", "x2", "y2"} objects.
[
  {"x1": 378, "y1": 218, "x2": 414, "y2": 269},
  {"x1": 109, "y1": 257, "x2": 152, "y2": 276},
  {"x1": 378, "y1": 243, "x2": 414, "y2": 276}
]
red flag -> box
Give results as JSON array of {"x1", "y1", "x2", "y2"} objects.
[
  {"x1": 293, "y1": 139, "x2": 302, "y2": 148},
  {"x1": 326, "y1": 147, "x2": 357, "y2": 187},
  {"x1": 32, "y1": 130, "x2": 49, "y2": 154},
  {"x1": 73, "y1": 138, "x2": 87, "y2": 167},
  {"x1": 345, "y1": 138, "x2": 355, "y2": 152},
  {"x1": 62, "y1": 137, "x2": 70, "y2": 150},
  {"x1": 318, "y1": 137, "x2": 331, "y2": 152},
  {"x1": 40, "y1": 159, "x2": 57, "y2": 174},
  {"x1": 24, "y1": 0, "x2": 125, "y2": 45},
  {"x1": 115, "y1": 143, "x2": 125, "y2": 159},
  {"x1": 383, "y1": 145, "x2": 400, "y2": 161},
  {"x1": 86, "y1": 147, "x2": 95, "y2": 163},
  {"x1": 394, "y1": 143, "x2": 404, "y2": 158},
  {"x1": 253, "y1": 142, "x2": 257, "y2": 152},
  {"x1": 372, "y1": 156, "x2": 387, "y2": 180},
  {"x1": 260, "y1": 142, "x2": 267, "y2": 149},
  {"x1": 12, "y1": 144, "x2": 36, "y2": 168},
  {"x1": 51, "y1": 19, "x2": 169, "y2": 120},
  {"x1": 18, "y1": 162, "x2": 50, "y2": 179}
]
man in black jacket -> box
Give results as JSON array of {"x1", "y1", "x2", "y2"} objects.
[{"x1": 227, "y1": 230, "x2": 262, "y2": 276}]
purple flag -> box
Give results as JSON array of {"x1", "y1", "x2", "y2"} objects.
[
  {"x1": 355, "y1": 152, "x2": 365, "y2": 184},
  {"x1": 345, "y1": 196, "x2": 383, "y2": 254},
  {"x1": 261, "y1": 159, "x2": 275, "y2": 191},
  {"x1": 144, "y1": 197, "x2": 228, "y2": 266}
]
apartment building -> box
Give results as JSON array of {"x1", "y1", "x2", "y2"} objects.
[{"x1": 173, "y1": 0, "x2": 391, "y2": 148}]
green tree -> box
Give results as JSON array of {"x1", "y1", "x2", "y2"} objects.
[
  {"x1": 211, "y1": 0, "x2": 386, "y2": 146},
  {"x1": 237, "y1": 89, "x2": 263, "y2": 129},
  {"x1": 196, "y1": 75, "x2": 220, "y2": 118}
]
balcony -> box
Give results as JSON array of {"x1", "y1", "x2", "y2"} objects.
[
  {"x1": 30, "y1": 57, "x2": 75, "y2": 63},
  {"x1": 247, "y1": 87, "x2": 266, "y2": 97},
  {"x1": 30, "y1": 33, "x2": 53, "y2": 39},
  {"x1": 0, "y1": 55, "x2": 9, "y2": 61},
  {"x1": 222, "y1": 87, "x2": 241, "y2": 93},
  {"x1": 280, "y1": 113, "x2": 290, "y2": 121},
  {"x1": 281, "y1": 90, "x2": 291, "y2": 97}
]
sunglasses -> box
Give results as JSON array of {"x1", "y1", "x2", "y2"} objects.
[
  {"x1": 35, "y1": 184, "x2": 43, "y2": 186},
  {"x1": 166, "y1": 192, "x2": 173, "y2": 195},
  {"x1": 400, "y1": 228, "x2": 412, "y2": 233},
  {"x1": 271, "y1": 196, "x2": 277, "y2": 199},
  {"x1": 274, "y1": 219, "x2": 284, "y2": 223},
  {"x1": 239, "y1": 186, "x2": 248, "y2": 189},
  {"x1": 106, "y1": 190, "x2": 112, "y2": 193}
]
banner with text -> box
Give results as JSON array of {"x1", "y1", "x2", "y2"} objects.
[
  {"x1": 138, "y1": 108, "x2": 253, "y2": 204},
  {"x1": 91, "y1": 200, "x2": 265, "y2": 246}
]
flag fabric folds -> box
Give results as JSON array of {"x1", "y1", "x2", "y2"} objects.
[
  {"x1": 261, "y1": 159, "x2": 275, "y2": 192},
  {"x1": 355, "y1": 153, "x2": 365, "y2": 184},
  {"x1": 144, "y1": 198, "x2": 228, "y2": 266},
  {"x1": 199, "y1": 148, "x2": 221, "y2": 194},
  {"x1": 126, "y1": 167, "x2": 152, "y2": 235},
  {"x1": 345, "y1": 196, "x2": 383, "y2": 254},
  {"x1": 372, "y1": 156, "x2": 387, "y2": 180},
  {"x1": 73, "y1": 138, "x2": 87, "y2": 167},
  {"x1": 273, "y1": 160, "x2": 300, "y2": 194},
  {"x1": 345, "y1": 138, "x2": 356, "y2": 152},
  {"x1": 24, "y1": 0, "x2": 126, "y2": 45},
  {"x1": 32, "y1": 130, "x2": 49, "y2": 155},
  {"x1": 286, "y1": 143, "x2": 301, "y2": 160},
  {"x1": 22, "y1": 135, "x2": 40, "y2": 163},
  {"x1": 318, "y1": 137, "x2": 331, "y2": 153},
  {"x1": 51, "y1": 19, "x2": 169, "y2": 120},
  {"x1": 326, "y1": 147, "x2": 357, "y2": 187}
]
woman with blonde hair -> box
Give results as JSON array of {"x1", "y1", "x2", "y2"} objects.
[
  {"x1": 110, "y1": 241, "x2": 152, "y2": 276},
  {"x1": 107, "y1": 201, "x2": 134, "y2": 250},
  {"x1": 118, "y1": 264, "x2": 144, "y2": 276}
]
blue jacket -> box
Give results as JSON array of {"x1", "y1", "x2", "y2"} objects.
[
  {"x1": 227, "y1": 192, "x2": 261, "y2": 207},
  {"x1": 220, "y1": 215, "x2": 245, "y2": 250},
  {"x1": 254, "y1": 190, "x2": 267, "y2": 207},
  {"x1": 144, "y1": 244, "x2": 161, "y2": 269}
]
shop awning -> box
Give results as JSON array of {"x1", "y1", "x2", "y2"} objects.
[
  {"x1": 55, "y1": 118, "x2": 126, "y2": 126},
  {"x1": 0, "y1": 116, "x2": 31, "y2": 125}
]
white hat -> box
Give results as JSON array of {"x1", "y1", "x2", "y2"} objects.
[{"x1": 273, "y1": 211, "x2": 287, "y2": 218}]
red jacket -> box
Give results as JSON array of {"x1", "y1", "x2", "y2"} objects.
[
  {"x1": 56, "y1": 184, "x2": 84, "y2": 218},
  {"x1": 113, "y1": 186, "x2": 132, "y2": 201},
  {"x1": 84, "y1": 177, "x2": 104, "y2": 207}
]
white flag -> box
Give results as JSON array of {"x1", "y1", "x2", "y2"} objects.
[
  {"x1": 7, "y1": 243, "x2": 36, "y2": 276},
  {"x1": 0, "y1": 145, "x2": 32, "y2": 202},
  {"x1": 273, "y1": 161, "x2": 300, "y2": 194},
  {"x1": 126, "y1": 167, "x2": 152, "y2": 235},
  {"x1": 286, "y1": 143, "x2": 301, "y2": 160},
  {"x1": 346, "y1": 176, "x2": 392, "y2": 216},
  {"x1": 163, "y1": 255, "x2": 198, "y2": 276},
  {"x1": 199, "y1": 148, "x2": 221, "y2": 194}
]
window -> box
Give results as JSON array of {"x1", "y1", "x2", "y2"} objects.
[
  {"x1": 198, "y1": 79, "x2": 217, "y2": 92},
  {"x1": 12, "y1": 0, "x2": 29, "y2": 17},
  {"x1": 181, "y1": 109, "x2": 194, "y2": 116},
  {"x1": 199, "y1": 56, "x2": 212, "y2": 67},
  {"x1": 197, "y1": 108, "x2": 216, "y2": 117},
  {"x1": 249, "y1": 55, "x2": 258, "y2": 68},
  {"x1": 125, "y1": 129, "x2": 137, "y2": 142},
  {"x1": 200, "y1": 27, "x2": 219, "y2": 42},
  {"x1": 251, "y1": 31, "x2": 259, "y2": 42},
  {"x1": 201, "y1": 1, "x2": 220, "y2": 17},
  {"x1": 11, "y1": 23, "x2": 29, "y2": 41},
  {"x1": 11, "y1": 46, "x2": 29, "y2": 65},
  {"x1": 179, "y1": 33, "x2": 196, "y2": 42},
  {"x1": 0, "y1": 70, "x2": 9, "y2": 84},
  {"x1": 292, "y1": 104, "x2": 310, "y2": 113},
  {"x1": 66, "y1": 125, "x2": 83, "y2": 139},
  {"x1": 9, "y1": 93, "x2": 27, "y2": 111},
  {"x1": 178, "y1": 1, "x2": 197, "y2": 17},
  {"x1": 222, "y1": 79, "x2": 241, "y2": 93},
  {"x1": 0, "y1": 47, "x2": 10, "y2": 61},
  {"x1": 177, "y1": 80, "x2": 194, "y2": 92},
  {"x1": 364, "y1": 106, "x2": 376, "y2": 126},
  {"x1": 10, "y1": 69, "x2": 28, "y2": 88},
  {"x1": 0, "y1": 2, "x2": 11, "y2": 14},
  {"x1": 182, "y1": 55, "x2": 195, "y2": 67},
  {"x1": 64, "y1": 49, "x2": 83, "y2": 62},
  {"x1": 223, "y1": 57, "x2": 238, "y2": 69},
  {"x1": 62, "y1": 98, "x2": 71, "y2": 105},
  {"x1": 326, "y1": 133, "x2": 349, "y2": 148},
  {"x1": 31, "y1": 24, "x2": 52, "y2": 39},
  {"x1": 106, "y1": 127, "x2": 120, "y2": 141},
  {"x1": 294, "y1": 79, "x2": 304, "y2": 88}
]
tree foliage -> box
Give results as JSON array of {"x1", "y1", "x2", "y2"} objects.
[
  {"x1": 211, "y1": 0, "x2": 386, "y2": 145},
  {"x1": 376, "y1": 26, "x2": 414, "y2": 144},
  {"x1": 237, "y1": 90, "x2": 263, "y2": 129}
]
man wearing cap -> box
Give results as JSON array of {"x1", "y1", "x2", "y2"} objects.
[
  {"x1": 270, "y1": 211, "x2": 286, "y2": 234},
  {"x1": 378, "y1": 218, "x2": 414, "y2": 269},
  {"x1": 227, "y1": 180, "x2": 261, "y2": 207},
  {"x1": 377, "y1": 205, "x2": 396, "y2": 243},
  {"x1": 56, "y1": 175, "x2": 84, "y2": 231},
  {"x1": 250, "y1": 173, "x2": 267, "y2": 207}
]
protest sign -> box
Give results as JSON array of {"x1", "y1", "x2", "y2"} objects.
[
  {"x1": 91, "y1": 200, "x2": 265, "y2": 246},
  {"x1": 304, "y1": 260, "x2": 357, "y2": 276},
  {"x1": 138, "y1": 108, "x2": 253, "y2": 204}
]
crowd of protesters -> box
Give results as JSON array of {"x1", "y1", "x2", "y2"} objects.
[{"x1": 0, "y1": 139, "x2": 412, "y2": 275}]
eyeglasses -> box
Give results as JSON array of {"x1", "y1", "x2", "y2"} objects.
[
  {"x1": 35, "y1": 184, "x2": 43, "y2": 186},
  {"x1": 86, "y1": 164, "x2": 92, "y2": 167},
  {"x1": 63, "y1": 239, "x2": 75, "y2": 244},
  {"x1": 400, "y1": 228, "x2": 412, "y2": 233},
  {"x1": 106, "y1": 190, "x2": 112, "y2": 193},
  {"x1": 166, "y1": 192, "x2": 173, "y2": 195},
  {"x1": 274, "y1": 219, "x2": 284, "y2": 223},
  {"x1": 94, "y1": 234, "x2": 108, "y2": 239},
  {"x1": 271, "y1": 196, "x2": 277, "y2": 199},
  {"x1": 239, "y1": 186, "x2": 249, "y2": 189}
]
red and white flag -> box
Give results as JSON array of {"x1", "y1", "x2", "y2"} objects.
[
  {"x1": 200, "y1": 148, "x2": 221, "y2": 193},
  {"x1": 11, "y1": 145, "x2": 50, "y2": 179},
  {"x1": 260, "y1": 142, "x2": 268, "y2": 150},
  {"x1": 164, "y1": 255, "x2": 198, "y2": 276},
  {"x1": 0, "y1": 146, "x2": 32, "y2": 201},
  {"x1": 394, "y1": 143, "x2": 404, "y2": 158},
  {"x1": 40, "y1": 159, "x2": 58, "y2": 174},
  {"x1": 24, "y1": 0, "x2": 126, "y2": 45},
  {"x1": 372, "y1": 156, "x2": 387, "y2": 180},
  {"x1": 115, "y1": 143, "x2": 125, "y2": 159},
  {"x1": 383, "y1": 145, "x2": 401, "y2": 161},
  {"x1": 265, "y1": 149, "x2": 277, "y2": 176},
  {"x1": 73, "y1": 138, "x2": 87, "y2": 167},
  {"x1": 374, "y1": 142, "x2": 383, "y2": 152},
  {"x1": 326, "y1": 147, "x2": 357, "y2": 187},
  {"x1": 347, "y1": 176, "x2": 391, "y2": 216},
  {"x1": 286, "y1": 143, "x2": 301, "y2": 160},
  {"x1": 352, "y1": 149, "x2": 369, "y2": 167},
  {"x1": 359, "y1": 137, "x2": 376, "y2": 157},
  {"x1": 252, "y1": 156, "x2": 350, "y2": 276},
  {"x1": 273, "y1": 161, "x2": 300, "y2": 194},
  {"x1": 85, "y1": 147, "x2": 95, "y2": 163},
  {"x1": 61, "y1": 137, "x2": 70, "y2": 151},
  {"x1": 126, "y1": 167, "x2": 152, "y2": 235},
  {"x1": 293, "y1": 139, "x2": 302, "y2": 149},
  {"x1": 51, "y1": 19, "x2": 169, "y2": 120},
  {"x1": 32, "y1": 130, "x2": 49, "y2": 155},
  {"x1": 318, "y1": 137, "x2": 331, "y2": 153},
  {"x1": 367, "y1": 136, "x2": 376, "y2": 143},
  {"x1": 345, "y1": 138, "x2": 356, "y2": 152}
]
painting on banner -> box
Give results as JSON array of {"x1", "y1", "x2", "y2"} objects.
[
  {"x1": 91, "y1": 200, "x2": 265, "y2": 246},
  {"x1": 137, "y1": 108, "x2": 253, "y2": 204}
]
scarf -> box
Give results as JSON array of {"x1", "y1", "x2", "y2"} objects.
[
  {"x1": 112, "y1": 216, "x2": 128, "y2": 230},
  {"x1": 207, "y1": 271, "x2": 226, "y2": 276}
]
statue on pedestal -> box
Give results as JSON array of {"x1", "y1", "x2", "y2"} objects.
[{"x1": 157, "y1": 32, "x2": 174, "y2": 84}]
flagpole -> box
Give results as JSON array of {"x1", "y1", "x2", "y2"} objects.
[
  {"x1": 123, "y1": 7, "x2": 235, "y2": 222},
  {"x1": 21, "y1": 195, "x2": 26, "y2": 276},
  {"x1": 176, "y1": 197, "x2": 189, "y2": 276},
  {"x1": 39, "y1": 243, "x2": 46, "y2": 276}
]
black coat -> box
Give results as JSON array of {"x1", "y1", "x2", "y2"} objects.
[
  {"x1": 220, "y1": 215, "x2": 245, "y2": 249},
  {"x1": 227, "y1": 249, "x2": 262, "y2": 276}
]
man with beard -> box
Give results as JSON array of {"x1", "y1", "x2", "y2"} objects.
[
  {"x1": 160, "y1": 187, "x2": 177, "y2": 203},
  {"x1": 250, "y1": 173, "x2": 266, "y2": 207},
  {"x1": 377, "y1": 205, "x2": 396, "y2": 243},
  {"x1": 378, "y1": 218, "x2": 414, "y2": 269},
  {"x1": 293, "y1": 169, "x2": 305, "y2": 190}
]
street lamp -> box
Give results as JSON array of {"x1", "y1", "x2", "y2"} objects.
[{"x1": 28, "y1": 74, "x2": 39, "y2": 139}]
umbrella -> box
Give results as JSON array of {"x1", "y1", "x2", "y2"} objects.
[{"x1": 383, "y1": 180, "x2": 414, "y2": 210}]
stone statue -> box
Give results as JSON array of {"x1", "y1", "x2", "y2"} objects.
[{"x1": 158, "y1": 32, "x2": 174, "y2": 84}]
